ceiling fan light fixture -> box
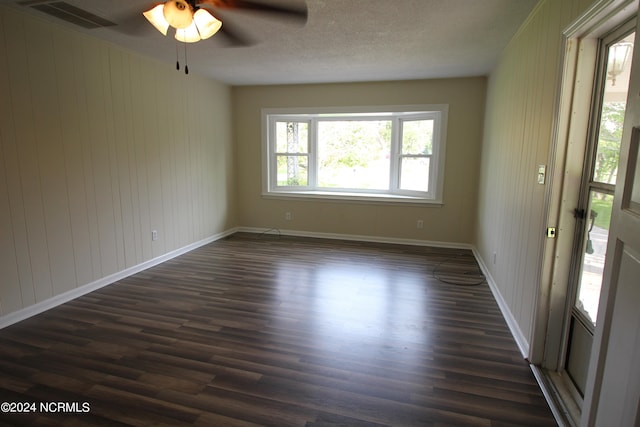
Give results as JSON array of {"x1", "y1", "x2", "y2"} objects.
[
  {"x1": 143, "y1": 4, "x2": 169, "y2": 36},
  {"x1": 163, "y1": 0, "x2": 194, "y2": 30},
  {"x1": 175, "y1": 20, "x2": 201, "y2": 43},
  {"x1": 193, "y1": 9, "x2": 222, "y2": 40}
]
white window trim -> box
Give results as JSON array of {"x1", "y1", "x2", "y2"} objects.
[{"x1": 261, "y1": 105, "x2": 448, "y2": 205}]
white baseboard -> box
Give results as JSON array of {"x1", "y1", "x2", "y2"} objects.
[
  {"x1": 472, "y1": 247, "x2": 530, "y2": 359},
  {"x1": 236, "y1": 226, "x2": 474, "y2": 250},
  {"x1": 239, "y1": 227, "x2": 533, "y2": 356},
  {"x1": 0, "y1": 228, "x2": 238, "y2": 330},
  {"x1": 1, "y1": 226, "x2": 530, "y2": 365}
]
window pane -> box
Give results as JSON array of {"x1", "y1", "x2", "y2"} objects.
[
  {"x1": 402, "y1": 120, "x2": 433, "y2": 155},
  {"x1": 276, "y1": 122, "x2": 308, "y2": 153},
  {"x1": 276, "y1": 155, "x2": 308, "y2": 186},
  {"x1": 317, "y1": 120, "x2": 391, "y2": 190},
  {"x1": 264, "y1": 106, "x2": 448, "y2": 201},
  {"x1": 594, "y1": 102, "x2": 625, "y2": 184},
  {"x1": 593, "y1": 35, "x2": 634, "y2": 185},
  {"x1": 400, "y1": 157, "x2": 430, "y2": 192},
  {"x1": 575, "y1": 191, "x2": 614, "y2": 327}
]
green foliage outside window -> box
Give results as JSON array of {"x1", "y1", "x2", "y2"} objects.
[{"x1": 594, "y1": 102, "x2": 625, "y2": 185}]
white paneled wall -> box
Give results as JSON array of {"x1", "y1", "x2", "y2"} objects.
[
  {"x1": 476, "y1": 0, "x2": 594, "y2": 354},
  {"x1": 0, "y1": 6, "x2": 234, "y2": 317}
]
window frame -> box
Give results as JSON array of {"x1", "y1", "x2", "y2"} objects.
[{"x1": 262, "y1": 105, "x2": 448, "y2": 205}]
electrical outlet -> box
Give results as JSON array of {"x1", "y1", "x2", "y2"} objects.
[
  {"x1": 152, "y1": 230, "x2": 158, "y2": 241},
  {"x1": 285, "y1": 212, "x2": 292, "y2": 221},
  {"x1": 416, "y1": 220, "x2": 424, "y2": 229}
]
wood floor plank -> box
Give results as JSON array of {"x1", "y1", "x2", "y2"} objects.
[{"x1": 0, "y1": 233, "x2": 556, "y2": 426}]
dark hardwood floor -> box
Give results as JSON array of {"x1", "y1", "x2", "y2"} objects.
[{"x1": 0, "y1": 233, "x2": 556, "y2": 426}]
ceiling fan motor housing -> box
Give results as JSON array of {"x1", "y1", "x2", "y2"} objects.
[{"x1": 163, "y1": 0, "x2": 195, "y2": 29}]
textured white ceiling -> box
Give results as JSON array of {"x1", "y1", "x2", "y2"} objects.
[{"x1": 6, "y1": 0, "x2": 540, "y2": 85}]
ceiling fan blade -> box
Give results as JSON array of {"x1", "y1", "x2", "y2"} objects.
[
  {"x1": 198, "y1": 0, "x2": 307, "y2": 23},
  {"x1": 217, "y1": 19, "x2": 256, "y2": 46},
  {"x1": 113, "y1": 12, "x2": 157, "y2": 37}
]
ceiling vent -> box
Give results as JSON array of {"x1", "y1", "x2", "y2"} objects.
[{"x1": 18, "y1": 1, "x2": 115, "y2": 29}]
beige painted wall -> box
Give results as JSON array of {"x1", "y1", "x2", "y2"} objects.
[
  {"x1": 0, "y1": 6, "x2": 235, "y2": 317},
  {"x1": 233, "y1": 78, "x2": 486, "y2": 243},
  {"x1": 475, "y1": 0, "x2": 594, "y2": 352}
]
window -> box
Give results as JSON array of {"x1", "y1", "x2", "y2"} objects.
[{"x1": 262, "y1": 105, "x2": 448, "y2": 204}]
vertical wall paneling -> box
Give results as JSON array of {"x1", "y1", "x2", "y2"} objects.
[
  {"x1": 0, "y1": 14, "x2": 27, "y2": 314},
  {"x1": 7, "y1": 15, "x2": 53, "y2": 304},
  {"x1": 125, "y1": 56, "x2": 145, "y2": 267},
  {"x1": 188, "y1": 81, "x2": 203, "y2": 240},
  {"x1": 476, "y1": 0, "x2": 595, "y2": 354},
  {"x1": 77, "y1": 38, "x2": 105, "y2": 281},
  {"x1": 192, "y1": 81, "x2": 204, "y2": 239},
  {"x1": 143, "y1": 63, "x2": 165, "y2": 260},
  {"x1": 27, "y1": 21, "x2": 77, "y2": 298},
  {"x1": 171, "y1": 76, "x2": 190, "y2": 249},
  {"x1": 0, "y1": 5, "x2": 234, "y2": 321},
  {"x1": 53, "y1": 29, "x2": 91, "y2": 288},
  {"x1": 108, "y1": 49, "x2": 136, "y2": 269},
  {"x1": 91, "y1": 43, "x2": 120, "y2": 276},
  {"x1": 102, "y1": 49, "x2": 125, "y2": 274},
  {"x1": 529, "y1": 2, "x2": 562, "y2": 343},
  {"x1": 131, "y1": 57, "x2": 154, "y2": 263},
  {"x1": 183, "y1": 81, "x2": 195, "y2": 242},
  {"x1": 157, "y1": 66, "x2": 176, "y2": 254},
  {"x1": 0, "y1": 111, "x2": 22, "y2": 315},
  {"x1": 0, "y1": 144, "x2": 22, "y2": 315},
  {"x1": 73, "y1": 37, "x2": 102, "y2": 283},
  {"x1": 209, "y1": 82, "x2": 232, "y2": 233}
]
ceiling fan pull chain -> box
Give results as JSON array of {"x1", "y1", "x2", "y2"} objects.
[
  {"x1": 175, "y1": 37, "x2": 180, "y2": 71},
  {"x1": 184, "y1": 41, "x2": 189, "y2": 75}
]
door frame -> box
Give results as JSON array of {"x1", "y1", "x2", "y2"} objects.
[{"x1": 533, "y1": 0, "x2": 639, "y2": 424}]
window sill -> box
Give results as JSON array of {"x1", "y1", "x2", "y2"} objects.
[{"x1": 262, "y1": 191, "x2": 443, "y2": 206}]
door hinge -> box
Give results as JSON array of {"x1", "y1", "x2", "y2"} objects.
[{"x1": 573, "y1": 208, "x2": 586, "y2": 220}]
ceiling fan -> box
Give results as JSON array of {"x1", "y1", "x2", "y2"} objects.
[{"x1": 143, "y1": 0, "x2": 308, "y2": 45}]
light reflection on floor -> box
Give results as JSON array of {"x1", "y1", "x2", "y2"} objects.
[{"x1": 272, "y1": 259, "x2": 431, "y2": 367}]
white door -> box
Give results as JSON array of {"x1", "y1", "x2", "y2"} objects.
[{"x1": 581, "y1": 19, "x2": 640, "y2": 426}]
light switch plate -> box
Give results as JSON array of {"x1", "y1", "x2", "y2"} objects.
[{"x1": 537, "y1": 164, "x2": 546, "y2": 185}]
